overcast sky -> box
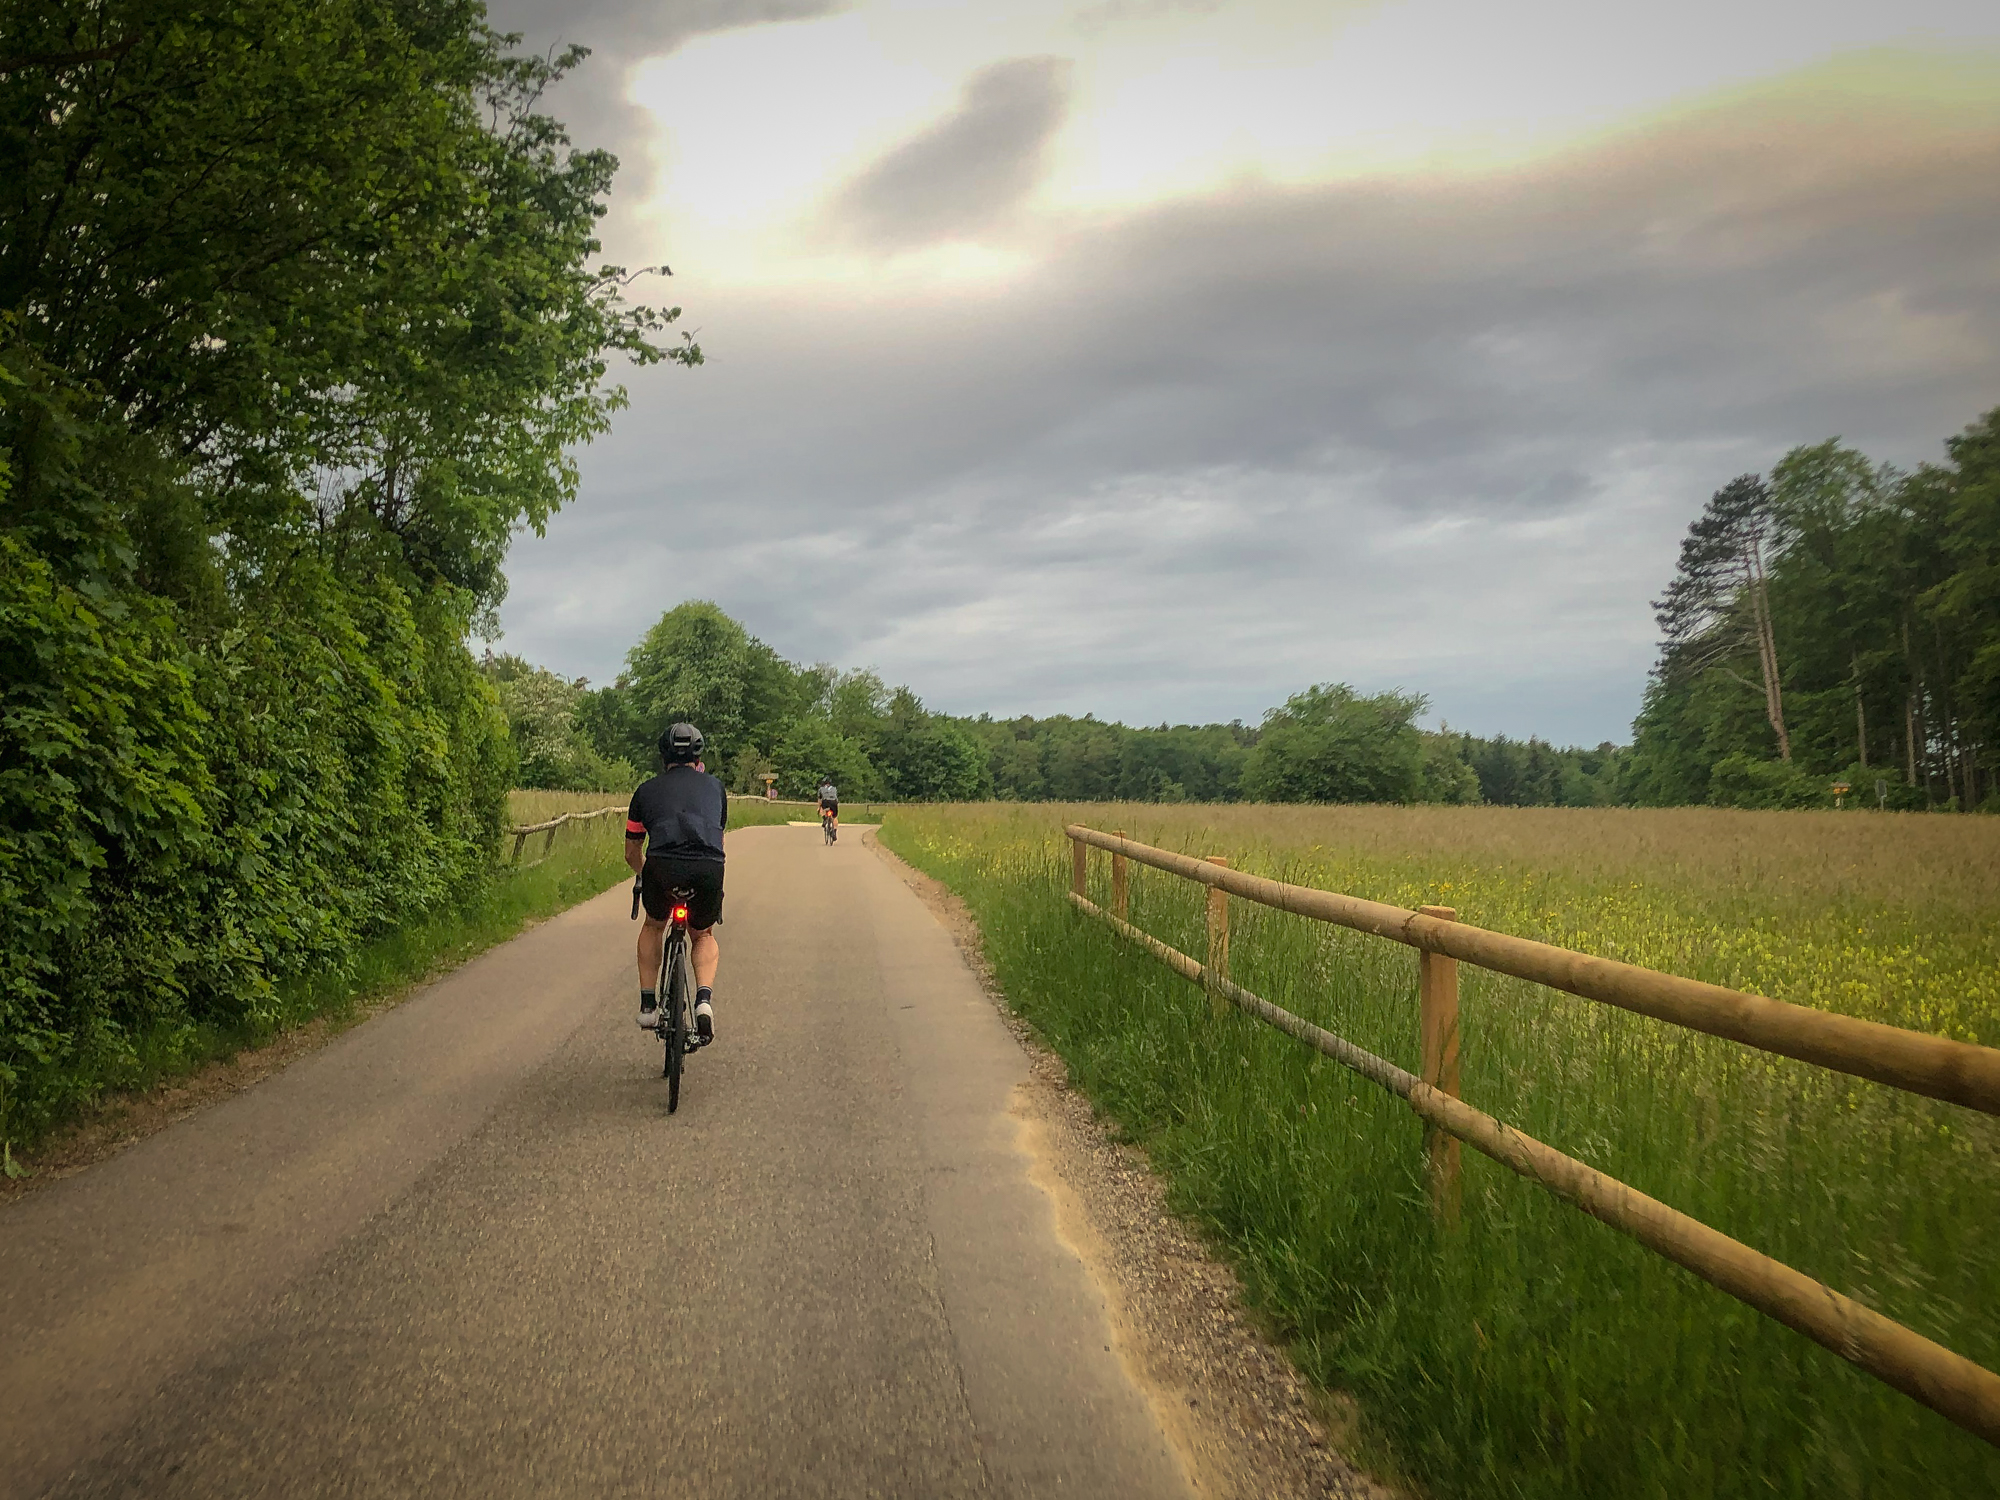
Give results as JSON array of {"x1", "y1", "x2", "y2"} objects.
[{"x1": 486, "y1": 0, "x2": 2000, "y2": 745}]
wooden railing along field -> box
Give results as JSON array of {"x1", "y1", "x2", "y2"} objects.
[
  {"x1": 505, "y1": 806, "x2": 623, "y2": 867},
  {"x1": 1063, "y1": 823, "x2": 2000, "y2": 1447}
]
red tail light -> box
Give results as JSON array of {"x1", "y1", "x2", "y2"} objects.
[{"x1": 672, "y1": 905, "x2": 689, "y2": 924}]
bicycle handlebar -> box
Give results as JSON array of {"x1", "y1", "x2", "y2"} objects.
[{"x1": 630, "y1": 879, "x2": 642, "y2": 920}]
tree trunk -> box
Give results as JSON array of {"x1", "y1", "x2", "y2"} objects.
[
  {"x1": 1853, "y1": 661, "x2": 1867, "y2": 769},
  {"x1": 1744, "y1": 537, "x2": 1790, "y2": 761}
]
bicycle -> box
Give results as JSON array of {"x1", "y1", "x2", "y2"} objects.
[
  {"x1": 821, "y1": 807, "x2": 837, "y2": 844},
  {"x1": 630, "y1": 878, "x2": 710, "y2": 1112}
]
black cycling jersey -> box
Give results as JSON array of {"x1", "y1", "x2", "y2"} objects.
[{"x1": 626, "y1": 766, "x2": 728, "y2": 861}]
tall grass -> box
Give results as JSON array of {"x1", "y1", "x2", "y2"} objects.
[{"x1": 880, "y1": 803, "x2": 2000, "y2": 1499}]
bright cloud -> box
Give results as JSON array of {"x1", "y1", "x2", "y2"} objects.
[{"x1": 626, "y1": 0, "x2": 2000, "y2": 280}]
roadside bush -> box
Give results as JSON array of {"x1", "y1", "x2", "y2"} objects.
[
  {"x1": 0, "y1": 534, "x2": 512, "y2": 1139},
  {"x1": 1242, "y1": 683, "x2": 1425, "y2": 803},
  {"x1": 1706, "y1": 752, "x2": 1827, "y2": 809}
]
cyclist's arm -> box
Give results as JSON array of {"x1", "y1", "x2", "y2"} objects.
[{"x1": 624, "y1": 797, "x2": 647, "y2": 876}]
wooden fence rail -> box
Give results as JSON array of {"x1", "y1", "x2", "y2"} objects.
[
  {"x1": 1062, "y1": 823, "x2": 2000, "y2": 1447},
  {"x1": 505, "y1": 806, "x2": 624, "y2": 867}
]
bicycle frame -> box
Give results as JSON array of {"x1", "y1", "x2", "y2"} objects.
[{"x1": 633, "y1": 880, "x2": 700, "y2": 1113}]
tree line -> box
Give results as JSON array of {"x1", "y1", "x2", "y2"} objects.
[
  {"x1": 0, "y1": 0, "x2": 679, "y2": 1138},
  {"x1": 1629, "y1": 411, "x2": 2000, "y2": 811},
  {"x1": 490, "y1": 604, "x2": 1631, "y2": 807}
]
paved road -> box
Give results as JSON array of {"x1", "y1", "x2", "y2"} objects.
[{"x1": 1, "y1": 827, "x2": 1194, "y2": 1500}]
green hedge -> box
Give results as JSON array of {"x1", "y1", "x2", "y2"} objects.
[{"x1": 0, "y1": 534, "x2": 511, "y2": 1141}]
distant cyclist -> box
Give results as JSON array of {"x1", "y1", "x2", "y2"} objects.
[
  {"x1": 818, "y1": 778, "x2": 838, "y2": 837},
  {"x1": 626, "y1": 723, "x2": 726, "y2": 1041}
]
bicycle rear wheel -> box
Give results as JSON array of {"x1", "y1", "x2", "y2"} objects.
[{"x1": 663, "y1": 938, "x2": 688, "y2": 1111}]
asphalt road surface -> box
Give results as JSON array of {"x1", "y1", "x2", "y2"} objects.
[{"x1": 1, "y1": 827, "x2": 1195, "y2": 1500}]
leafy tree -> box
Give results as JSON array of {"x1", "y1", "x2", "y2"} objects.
[
  {"x1": 0, "y1": 0, "x2": 684, "y2": 1138},
  {"x1": 826, "y1": 669, "x2": 892, "y2": 746},
  {"x1": 1, "y1": 0, "x2": 694, "y2": 597},
  {"x1": 1653, "y1": 475, "x2": 1790, "y2": 761},
  {"x1": 876, "y1": 688, "x2": 990, "y2": 801},
  {"x1": 1241, "y1": 684, "x2": 1425, "y2": 804},
  {"x1": 961, "y1": 713, "x2": 1250, "y2": 802},
  {"x1": 615, "y1": 601, "x2": 753, "y2": 770},
  {"x1": 1928, "y1": 410, "x2": 2000, "y2": 800},
  {"x1": 483, "y1": 655, "x2": 633, "y2": 790},
  {"x1": 1417, "y1": 734, "x2": 1482, "y2": 804},
  {"x1": 1632, "y1": 410, "x2": 2000, "y2": 810},
  {"x1": 772, "y1": 717, "x2": 876, "y2": 799}
]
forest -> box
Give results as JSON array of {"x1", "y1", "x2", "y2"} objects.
[
  {"x1": 1628, "y1": 419, "x2": 2000, "y2": 811},
  {"x1": 488, "y1": 606, "x2": 1630, "y2": 809}
]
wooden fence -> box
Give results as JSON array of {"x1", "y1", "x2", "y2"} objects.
[
  {"x1": 1063, "y1": 823, "x2": 2000, "y2": 1447},
  {"x1": 505, "y1": 806, "x2": 623, "y2": 867}
]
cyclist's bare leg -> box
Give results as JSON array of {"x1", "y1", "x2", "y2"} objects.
[
  {"x1": 636, "y1": 915, "x2": 667, "y2": 987},
  {"x1": 690, "y1": 927, "x2": 720, "y2": 989}
]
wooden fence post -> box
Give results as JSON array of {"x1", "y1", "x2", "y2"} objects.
[
  {"x1": 1206, "y1": 856, "x2": 1230, "y2": 1018},
  {"x1": 1418, "y1": 904, "x2": 1462, "y2": 1225},
  {"x1": 1072, "y1": 832, "x2": 1088, "y2": 900},
  {"x1": 1111, "y1": 831, "x2": 1128, "y2": 920},
  {"x1": 511, "y1": 831, "x2": 529, "y2": 866}
]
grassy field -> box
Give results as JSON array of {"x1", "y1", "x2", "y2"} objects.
[{"x1": 879, "y1": 803, "x2": 2000, "y2": 1499}]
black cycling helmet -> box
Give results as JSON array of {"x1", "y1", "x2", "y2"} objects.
[{"x1": 659, "y1": 722, "x2": 704, "y2": 764}]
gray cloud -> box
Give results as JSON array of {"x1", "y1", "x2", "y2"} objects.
[
  {"x1": 498, "y1": 76, "x2": 2000, "y2": 746},
  {"x1": 483, "y1": 0, "x2": 847, "y2": 210},
  {"x1": 830, "y1": 57, "x2": 1074, "y2": 247},
  {"x1": 485, "y1": 0, "x2": 844, "y2": 60}
]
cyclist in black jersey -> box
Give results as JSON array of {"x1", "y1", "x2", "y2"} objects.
[{"x1": 625, "y1": 722, "x2": 726, "y2": 1040}]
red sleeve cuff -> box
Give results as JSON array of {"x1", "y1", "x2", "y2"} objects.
[{"x1": 625, "y1": 819, "x2": 646, "y2": 837}]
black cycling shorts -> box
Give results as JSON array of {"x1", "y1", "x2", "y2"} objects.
[
  {"x1": 820, "y1": 801, "x2": 838, "y2": 818},
  {"x1": 642, "y1": 855, "x2": 724, "y2": 929}
]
